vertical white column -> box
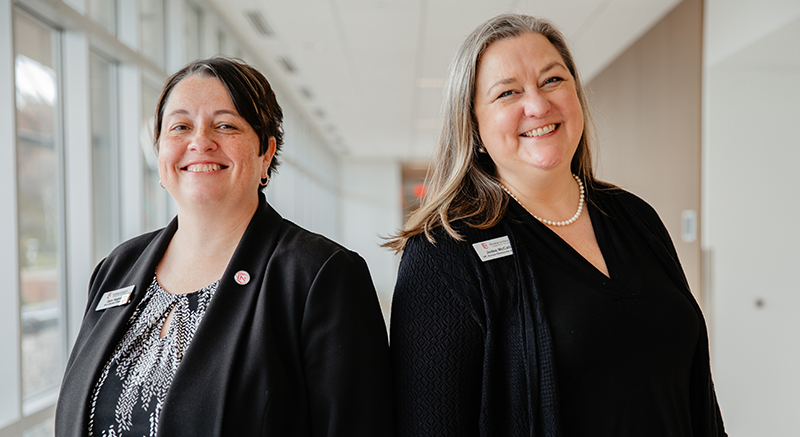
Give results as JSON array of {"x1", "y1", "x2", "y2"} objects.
[
  {"x1": 119, "y1": 65, "x2": 144, "y2": 240},
  {"x1": 165, "y1": 0, "x2": 185, "y2": 73},
  {"x1": 0, "y1": 0, "x2": 22, "y2": 428},
  {"x1": 117, "y1": 0, "x2": 146, "y2": 240},
  {"x1": 62, "y1": 31, "x2": 93, "y2": 349},
  {"x1": 201, "y1": 5, "x2": 217, "y2": 58},
  {"x1": 117, "y1": 0, "x2": 138, "y2": 49}
]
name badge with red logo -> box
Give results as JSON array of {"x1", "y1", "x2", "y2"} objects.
[
  {"x1": 472, "y1": 236, "x2": 513, "y2": 262},
  {"x1": 95, "y1": 285, "x2": 135, "y2": 311}
]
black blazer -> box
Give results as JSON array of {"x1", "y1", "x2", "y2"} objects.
[{"x1": 56, "y1": 194, "x2": 394, "y2": 436}]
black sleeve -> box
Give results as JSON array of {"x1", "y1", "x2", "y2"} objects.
[
  {"x1": 641, "y1": 204, "x2": 729, "y2": 437},
  {"x1": 616, "y1": 190, "x2": 728, "y2": 436},
  {"x1": 642, "y1": 201, "x2": 687, "y2": 280},
  {"x1": 617, "y1": 189, "x2": 692, "y2": 289},
  {"x1": 300, "y1": 249, "x2": 394, "y2": 437},
  {"x1": 82, "y1": 258, "x2": 108, "y2": 316},
  {"x1": 390, "y1": 237, "x2": 484, "y2": 437}
]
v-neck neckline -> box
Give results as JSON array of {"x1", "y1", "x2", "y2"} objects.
[{"x1": 508, "y1": 195, "x2": 644, "y2": 296}]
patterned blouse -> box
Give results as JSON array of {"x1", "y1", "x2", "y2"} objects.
[{"x1": 88, "y1": 275, "x2": 218, "y2": 437}]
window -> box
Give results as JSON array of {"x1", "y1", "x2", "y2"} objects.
[
  {"x1": 88, "y1": 0, "x2": 116, "y2": 34},
  {"x1": 184, "y1": 1, "x2": 201, "y2": 61},
  {"x1": 141, "y1": 81, "x2": 167, "y2": 231},
  {"x1": 90, "y1": 52, "x2": 120, "y2": 263},
  {"x1": 14, "y1": 9, "x2": 64, "y2": 401},
  {"x1": 138, "y1": 0, "x2": 165, "y2": 68},
  {"x1": 216, "y1": 28, "x2": 227, "y2": 56}
]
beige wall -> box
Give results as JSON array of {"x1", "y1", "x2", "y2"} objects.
[{"x1": 587, "y1": 0, "x2": 703, "y2": 297}]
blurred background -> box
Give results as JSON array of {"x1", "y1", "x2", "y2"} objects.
[{"x1": 0, "y1": 0, "x2": 798, "y2": 435}]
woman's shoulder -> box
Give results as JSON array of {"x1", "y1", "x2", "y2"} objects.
[
  {"x1": 591, "y1": 182, "x2": 662, "y2": 222},
  {"x1": 590, "y1": 182, "x2": 675, "y2": 247},
  {"x1": 275, "y1": 218, "x2": 366, "y2": 267},
  {"x1": 251, "y1": 200, "x2": 366, "y2": 268},
  {"x1": 402, "y1": 218, "x2": 509, "y2": 268},
  {"x1": 85, "y1": 225, "x2": 174, "y2": 303},
  {"x1": 98, "y1": 226, "x2": 171, "y2": 271},
  {"x1": 403, "y1": 220, "x2": 471, "y2": 250}
]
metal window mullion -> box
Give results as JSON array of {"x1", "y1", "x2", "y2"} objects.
[{"x1": 54, "y1": 21, "x2": 69, "y2": 391}]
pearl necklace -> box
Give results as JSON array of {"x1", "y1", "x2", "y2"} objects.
[{"x1": 499, "y1": 174, "x2": 585, "y2": 227}]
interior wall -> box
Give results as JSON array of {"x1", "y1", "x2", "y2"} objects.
[
  {"x1": 266, "y1": 109, "x2": 341, "y2": 242},
  {"x1": 703, "y1": 0, "x2": 800, "y2": 434},
  {"x1": 339, "y1": 160, "x2": 402, "y2": 328},
  {"x1": 587, "y1": 0, "x2": 703, "y2": 296}
]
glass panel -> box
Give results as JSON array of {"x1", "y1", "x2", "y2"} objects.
[
  {"x1": 14, "y1": 10, "x2": 63, "y2": 399},
  {"x1": 141, "y1": 81, "x2": 167, "y2": 231},
  {"x1": 88, "y1": 0, "x2": 116, "y2": 33},
  {"x1": 138, "y1": 0, "x2": 164, "y2": 68},
  {"x1": 184, "y1": 1, "x2": 201, "y2": 62},
  {"x1": 90, "y1": 52, "x2": 120, "y2": 263}
]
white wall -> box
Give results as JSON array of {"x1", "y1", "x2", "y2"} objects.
[
  {"x1": 339, "y1": 160, "x2": 402, "y2": 328},
  {"x1": 703, "y1": 2, "x2": 800, "y2": 435},
  {"x1": 266, "y1": 109, "x2": 341, "y2": 241}
]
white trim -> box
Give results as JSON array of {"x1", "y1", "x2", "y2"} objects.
[
  {"x1": 119, "y1": 64, "x2": 144, "y2": 240},
  {"x1": 62, "y1": 30, "x2": 93, "y2": 348},
  {"x1": 166, "y1": 0, "x2": 185, "y2": 72},
  {"x1": 0, "y1": 0, "x2": 22, "y2": 428}
]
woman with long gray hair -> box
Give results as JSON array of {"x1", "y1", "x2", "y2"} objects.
[{"x1": 386, "y1": 14, "x2": 725, "y2": 436}]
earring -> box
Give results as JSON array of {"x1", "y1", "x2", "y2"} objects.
[
  {"x1": 159, "y1": 180, "x2": 165, "y2": 189},
  {"x1": 476, "y1": 143, "x2": 487, "y2": 154},
  {"x1": 259, "y1": 175, "x2": 270, "y2": 187}
]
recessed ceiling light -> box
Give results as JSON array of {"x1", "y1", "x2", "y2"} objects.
[
  {"x1": 244, "y1": 11, "x2": 274, "y2": 38},
  {"x1": 299, "y1": 87, "x2": 314, "y2": 100},
  {"x1": 276, "y1": 56, "x2": 298, "y2": 74}
]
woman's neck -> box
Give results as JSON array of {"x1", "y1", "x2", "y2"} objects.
[
  {"x1": 157, "y1": 196, "x2": 259, "y2": 294},
  {"x1": 176, "y1": 198, "x2": 257, "y2": 250},
  {"x1": 500, "y1": 170, "x2": 581, "y2": 221}
]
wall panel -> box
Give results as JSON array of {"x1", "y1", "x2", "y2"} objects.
[{"x1": 588, "y1": 0, "x2": 703, "y2": 297}]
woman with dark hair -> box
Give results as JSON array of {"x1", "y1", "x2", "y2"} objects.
[
  {"x1": 387, "y1": 14, "x2": 725, "y2": 437},
  {"x1": 56, "y1": 57, "x2": 393, "y2": 437}
]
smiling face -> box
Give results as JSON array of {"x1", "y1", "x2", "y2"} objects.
[
  {"x1": 474, "y1": 32, "x2": 584, "y2": 185},
  {"x1": 157, "y1": 74, "x2": 275, "y2": 212}
]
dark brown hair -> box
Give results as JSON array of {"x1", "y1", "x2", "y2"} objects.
[{"x1": 153, "y1": 57, "x2": 284, "y2": 185}]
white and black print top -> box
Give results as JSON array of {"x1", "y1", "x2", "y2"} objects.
[{"x1": 88, "y1": 275, "x2": 219, "y2": 437}]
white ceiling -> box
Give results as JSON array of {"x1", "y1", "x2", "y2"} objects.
[{"x1": 208, "y1": 0, "x2": 682, "y2": 161}]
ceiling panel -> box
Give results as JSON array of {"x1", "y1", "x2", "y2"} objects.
[{"x1": 207, "y1": 0, "x2": 683, "y2": 160}]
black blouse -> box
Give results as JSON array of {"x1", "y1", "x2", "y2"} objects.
[
  {"x1": 89, "y1": 276, "x2": 218, "y2": 437},
  {"x1": 509, "y1": 191, "x2": 699, "y2": 436}
]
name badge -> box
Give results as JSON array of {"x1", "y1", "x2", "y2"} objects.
[
  {"x1": 472, "y1": 236, "x2": 513, "y2": 262},
  {"x1": 95, "y1": 285, "x2": 135, "y2": 311}
]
